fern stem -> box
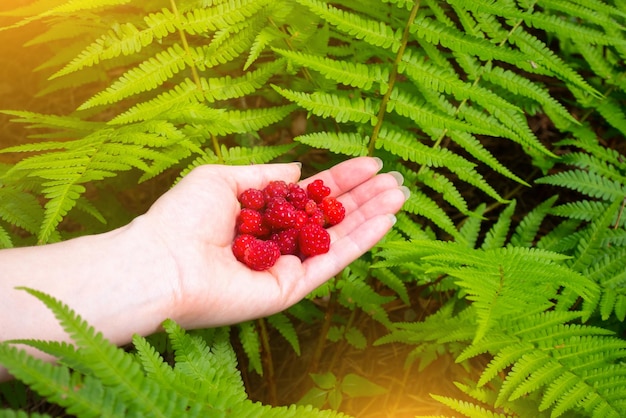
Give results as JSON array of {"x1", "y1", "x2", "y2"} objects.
[
  {"x1": 169, "y1": 0, "x2": 223, "y2": 161},
  {"x1": 307, "y1": 278, "x2": 339, "y2": 374},
  {"x1": 257, "y1": 317, "x2": 278, "y2": 405},
  {"x1": 367, "y1": 0, "x2": 421, "y2": 156}
]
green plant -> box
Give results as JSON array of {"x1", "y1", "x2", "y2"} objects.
[
  {"x1": 0, "y1": 288, "x2": 347, "y2": 417},
  {"x1": 1, "y1": 0, "x2": 626, "y2": 417},
  {"x1": 298, "y1": 371, "x2": 387, "y2": 411}
]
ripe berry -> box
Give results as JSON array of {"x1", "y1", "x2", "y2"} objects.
[
  {"x1": 299, "y1": 223, "x2": 331, "y2": 256},
  {"x1": 286, "y1": 183, "x2": 309, "y2": 210},
  {"x1": 236, "y1": 208, "x2": 269, "y2": 236},
  {"x1": 244, "y1": 238, "x2": 281, "y2": 271},
  {"x1": 263, "y1": 180, "x2": 289, "y2": 200},
  {"x1": 232, "y1": 234, "x2": 256, "y2": 263},
  {"x1": 264, "y1": 198, "x2": 297, "y2": 229},
  {"x1": 319, "y1": 197, "x2": 345, "y2": 226},
  {"x1": 307, "y1": 179, "x2": 331, "y2": 203},
  {"x1": 271, "y1": 228, "x2": 300, "y2": 255},
  {"x1": 239, "y1": 188, "x2": 265, "y2": 211},
  {"x1": 233, "y1": 178, "x2": 342, "y2": 270}
]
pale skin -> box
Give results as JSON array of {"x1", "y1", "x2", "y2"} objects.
[{"x1": 0, "y1": 157, "x2": 409, "y2": 381}]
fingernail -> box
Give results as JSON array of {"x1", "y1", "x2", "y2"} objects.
[
  {"x1": 388, "y1": 171, "x2": 404, "y2": 186},
  {"x1": 372, "y1": 157, "x2": 383, "y2": 171},
  {"x1": 292, "y1": 161, "x2": 303, "y2": 169},
  {"x1": 387, "y1": 214, "x2": 397, "y2": 225},
  {"x1": 399, "y1": 186, "x2": 411, "y2": 201}
]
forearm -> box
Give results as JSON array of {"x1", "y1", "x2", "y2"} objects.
[{"x1": 0, "y1": 216, "x2": 177, "y2": 381}]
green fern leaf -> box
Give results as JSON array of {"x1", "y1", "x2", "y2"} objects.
[
  {"x1": 162, "y1": 320, "x2": 247, "y2": 408},
  {"x1": 399, "y1": 50, "x2": 519, "y2": 115},
  {"x1": 509, "y1": 196, "x2": 558, "y2": 248},
  {"x1": 481, "y1": 201, "x2": 516, "y2": 250},
  {"x1": 179, "y1": 0, "x2": 268, "y2": 35},
  {"x1": 429, "y1": 394, "x2": 513, "y2": 418},
  {"x1": 10, "y1": 288, "x2": 187, "y2": 417},
  {"x1": 411, "y1": 13, "x2": 528, "y2": 65},
  {"x1": 79, "y1": 44, "x2": 190, "y2": 109},
  {"x1": 237, "y1": 321, "x2": 263, "y2": 375},
  {"x1": 273, "y1": 86, "x2": 377, "y2": 125},
  {"x1": 0, "y1": 342, "x2": 126, "y2": 418},
  {"x1": 536, "y1": 169, "x2": 626, "y2": 201},
  {"x1": 0, "y1": 0, "x2": 132, "y2": 32},
  {"x1": 0, "y1": 188, "x2": 43, "y2": 236},
  {"x1": 51, "y1": 20, "x2": 160, "y2": 80},
  {"x1": 274, "y1": 48, "x2": 389, "y2": 92},
  {"x1": 266, "y1": 313, "x2": 301, "y2": 356},
  {"x1": 295, "y1": 0, "x2": 401, "y2": 52},
  {"x1": 386, "y1": 88, "x2": 491, "y2": 135},
  {"x1": 403, "y1": 191, "x2": 459, "y2": 239},
  {"x1": 295, "y1": 132, "x2": 369, "y2": 157},
  {"x1": 509, "y1": 27, "x2": 600, "y2": 97},
  {"x1": 458, "y1": 204, "x2": 488, "y2": 249},
  {"x1": 482, "y1": 65, "x2": 578, "y2": 126}
]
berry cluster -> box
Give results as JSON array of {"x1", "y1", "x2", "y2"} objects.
[{"x1": 232, "y1": 179, "x2": 346, "y2": 271}]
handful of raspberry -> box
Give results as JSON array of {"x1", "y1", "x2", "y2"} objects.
[{"x1": 232, "y1": 179, "x2": 346, "y2": 271}]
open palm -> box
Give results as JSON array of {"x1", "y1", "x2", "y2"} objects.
[{"x1": 143, "y1": 157, "x2": 408, "y2": 329}]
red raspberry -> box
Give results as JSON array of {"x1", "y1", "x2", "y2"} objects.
[
  {"x1": 239, "y1": 188, "x2": 265, "y2": 210},
  {"x1": 308, "y1": 208, "x2": 325, "y2": 226},
  {"x1": 263, "y1": 180, "x2": 289, "y2": 200},
  {"x1": 264, "y1": 197, "x2": 297, "y2": 229},
  {"x1": 294, "y1": 210, "x2": 309, "y2": 228},
  {"x1": 244, "y1": 238, "x2": 281, "y2": 271},
  {"x1": 307, "y1": 179, "x2": 331, "y2": 203},
  {"x1": 236, "y1": 208, "x2": 269, "y2": 236},
  {"x1": 299, "y1": 223, "x2": 330, "y2": 256},
  {"x1": 232, "y1": 234, "x2": 256, "y2": 262},
  {"x1": 286, "y1": 183, "x2": 309, "y2": 209},
  {"x1": 271, "y1": 228, "x2": 300, "y2": 255},
  {"x1": 319, "y1": 197, "x2": 345, "y2": 226}
]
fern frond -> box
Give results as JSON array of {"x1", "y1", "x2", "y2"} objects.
[
  {"x1": 0, "y1": 188, "x2": 43, "y2": 236},
  {"x1": 295, "y1": 132, "x2": 368, "y2": 157},
  {"x1": 78, "y1": 44, "x2": 190, "y2": 109},
  {"x1": 295, "y1": 0, "x2": 401, "y2": 52},
  {"x1": 266, "y1": 313, "x2": 301, "y2": 356},
  {"x1": 410, "y1": 13, "x2": 528, "y2": 65},
  {"x1": 274, "y1": 48, "x2": 389, "y2": 92},
  {"x1": 481, "y1": 65, "x2": 578, "y2": 127},
  {"x1": 536, "y1": 169, "x2": 626, "y2": 201},
  {"x1": 429, "y1": 395, "x2": 513, "y2": 418},
  {"x1": 402, "y1": 191, "x2": 459, "y2": 239},
  {"x1": 9, "y1": 288, "x2": 189, "y2": 417},
  {"x1": 386, "y1": 88, "x2": 492, "y2": 135},
  {"x1": 481, "y1": 201, "x2": 516, "y2": 250},
  {"x1": 178, "y1": 0, "x2": 268, "y2": 35},
  {"x1": 509, "y1": 196, "x2": 558, "y2": 248},
  {"x1": 508, "y1": 27, "x2": 601, "y2": 97},
  {"x1": 0, "y1": 342, "x2": 126, "y2": 418},
  {"x1": 162, "y1": 320, "x2": 247, "y2": 408},
  {"x1": 273, "y1": 86, "x2": 377, "y2": 125},
  {"x1": 237, "y1": 320, "x2": 263, "y2": 375},
  {"x1": 0, "y1": 0, "x2": 131, "y2": 32}
]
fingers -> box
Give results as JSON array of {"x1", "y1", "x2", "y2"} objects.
[
  {"x1": 298, "y1": 157, "x2": 384, "y2": 195},
  {"x1": 189, "y1": 162, "x2": 303, "y2": 194},
  {"x1": 284, "y1": 174, "x2": 408, "y2": 302}
]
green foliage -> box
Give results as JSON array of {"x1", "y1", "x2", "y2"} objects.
[
  {"x1": 1, "y1": 0, "x2": 626, "y2": 417},
  {"x1": 0, "y1": 288, "x2": 348, "y2": 417},
  {"x1": 299, "y1": 371, "x2": 387, "y2": 411}
]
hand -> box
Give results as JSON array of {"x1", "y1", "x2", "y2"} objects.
[{"x1": 137, "y1": 157, "x2": 408, "y2": 329}]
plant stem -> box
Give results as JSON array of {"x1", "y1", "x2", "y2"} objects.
[
  {"x1": 368, "y1": 0, "x2": 421, "y2": 156},
  {"x1": 169, "y1": 0, "x2": 223, "y2": 161},
  {"x1": 308, "y1": 279, "x2": 338, "y2": 374},
  {"x1": 257, "y1": 317, "x2": 278, "y2": 405}
]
